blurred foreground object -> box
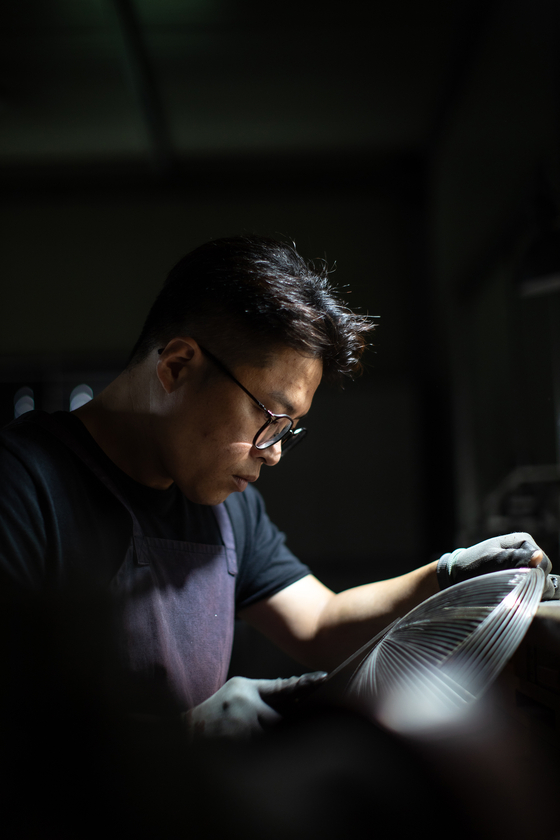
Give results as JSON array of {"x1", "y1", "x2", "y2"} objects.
[
  {"x1": 1, "y1": 583, "x2": 557, "y2": 840},
  {"x1": 497, "y1": 595, "x2": 560, "y2": 747}
]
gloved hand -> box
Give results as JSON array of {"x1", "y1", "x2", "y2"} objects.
[
  {"x1": 437, "y1": 532, "x2": 559, "y2": 600},
  {"x1": 182, "y1": 672, "x2": 328, "y2": 741}
]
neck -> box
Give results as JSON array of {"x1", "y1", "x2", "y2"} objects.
[{"x1": 74, "y1": 366, "x2": 173, "y2": 489}]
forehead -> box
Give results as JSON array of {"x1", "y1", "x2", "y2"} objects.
[{"x1": 239, "y1": 347, "x2": 323, "y2": 416}]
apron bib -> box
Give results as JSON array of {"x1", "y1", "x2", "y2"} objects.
[{"x1": 36, "y1": 413, "x2": 238, "y2": 711}]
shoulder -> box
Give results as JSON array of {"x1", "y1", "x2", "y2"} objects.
[
  {"x1": 0, "y1": 411, "x2": 131, "y2": 591},
  {"x1": 0, "y1": 408, "x2": 123, "y2": 527},
  {"x1": 1, "y1": 411, "x2": 61, "y2": 485},
  {"x1": 0, "y1": 412, "x2": 73, "y2": 589},
  {"x1": 0, "y1": 410, "x2": 94, "y2": 502},
  {"x1": 1, "y1": 410, "x2": 77, "y2": 464}
]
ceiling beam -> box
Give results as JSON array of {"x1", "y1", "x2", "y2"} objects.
[{"x1": 112, "y1": 0, "x2": 176, "y2": 181}]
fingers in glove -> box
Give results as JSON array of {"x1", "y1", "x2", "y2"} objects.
[
  {"x1": 498, "y1": 532, "x2": 536, "y2": 550},
  {"x1": 528, "y1": 548, "x2": 553, "y2": 576},
  {"x1": 256, "y1": 672, "x2": 328, "y2": 714},
  {"x1": 497, "y1": 533, "x2": 541, "y2": 568}
]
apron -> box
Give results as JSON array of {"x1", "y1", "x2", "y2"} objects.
[{"x1": 36, "y1": 412, "x2": 238, "y2": 712}]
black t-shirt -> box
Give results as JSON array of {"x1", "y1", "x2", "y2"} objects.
[{"x1": 0, "y1": 411, "x2": 309, "y2": 609}]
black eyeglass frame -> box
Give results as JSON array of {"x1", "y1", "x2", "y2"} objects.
[{"x1": 157, "y1": 345, "x2": 307, "y2": 455}]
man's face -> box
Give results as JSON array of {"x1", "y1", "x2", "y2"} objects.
[{"x1": 154, "y1": 345, "x2": 322, "y2": 505}]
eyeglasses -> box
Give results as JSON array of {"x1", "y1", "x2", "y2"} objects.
[{"x1": 157, "y1": 345, "x2": 307, "y2": 455}]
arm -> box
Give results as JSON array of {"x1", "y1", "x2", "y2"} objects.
[
  {"x1": 239, "y1": 532, "x2": 555, "y2": 672},
  {"x1": 238, "y1": 563, "x2": 439, "y2": 672}
]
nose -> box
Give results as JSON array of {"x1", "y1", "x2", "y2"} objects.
[{"x1": 256, "y1": 441, "x2": 282, "y2": 467}]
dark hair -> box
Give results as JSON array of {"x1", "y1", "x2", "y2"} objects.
[{"x1": 128, "y1": 235, "x2": 373, "y2": 383}]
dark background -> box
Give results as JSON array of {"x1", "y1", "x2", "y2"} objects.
[{"x1": 2, "y1": 0, "x2": 560, "y2": 676}]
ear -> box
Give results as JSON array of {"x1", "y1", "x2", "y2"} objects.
[{"x1": 156, "y1": 338, "x2": 204, "y2": 394}]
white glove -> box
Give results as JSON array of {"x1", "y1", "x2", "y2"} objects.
[
  {"x1": 437, "y1": 532, "x2": 559, "y2": 600},
  {"x1": 182, "y1": 672, "x2": 327, "y2": 740}
]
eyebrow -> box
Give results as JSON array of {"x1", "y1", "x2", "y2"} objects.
[{"x1": 268, "y1": 390, "x2": 301, "y2": 419}]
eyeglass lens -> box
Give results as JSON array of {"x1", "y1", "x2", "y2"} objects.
[
  {"x1": 255, "y1": 416, "x2": 293, "y2": 449},
  {"x1": 281, "y1": 428, "x2": 306, "y2": 454}
]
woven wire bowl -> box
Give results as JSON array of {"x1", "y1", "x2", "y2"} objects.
[{"x1": 346, "y1": 567, "x2": 544, "y2": 726}]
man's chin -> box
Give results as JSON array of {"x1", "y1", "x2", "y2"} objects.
[{"x1": 178, "y1": 484, "x2": 233, "y2": 507}]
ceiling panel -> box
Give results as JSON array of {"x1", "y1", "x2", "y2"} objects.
[{"x1": 0, "y1": 0, "x2": 464, "y2": 170}]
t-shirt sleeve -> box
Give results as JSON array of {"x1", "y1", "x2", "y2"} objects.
[{"x1": 225, "y1": 486, "x2": 311, "y2": 611}]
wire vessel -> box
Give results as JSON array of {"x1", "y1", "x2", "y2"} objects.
[{"x1": 346, "y1": 567, "x2": 545, "y2": 726}]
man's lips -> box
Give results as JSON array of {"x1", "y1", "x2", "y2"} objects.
[{"x1": 232, "y1": 474, "x2": 258, "y2": 491}]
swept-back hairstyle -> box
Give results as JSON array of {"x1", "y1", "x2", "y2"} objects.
[{"x1": 128, "y1": 235, "x2": 373, "y2": 383}]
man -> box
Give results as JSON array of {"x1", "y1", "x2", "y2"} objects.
[{"x1": 0, "y1": 234, "x2": 555, "y2": 739}]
